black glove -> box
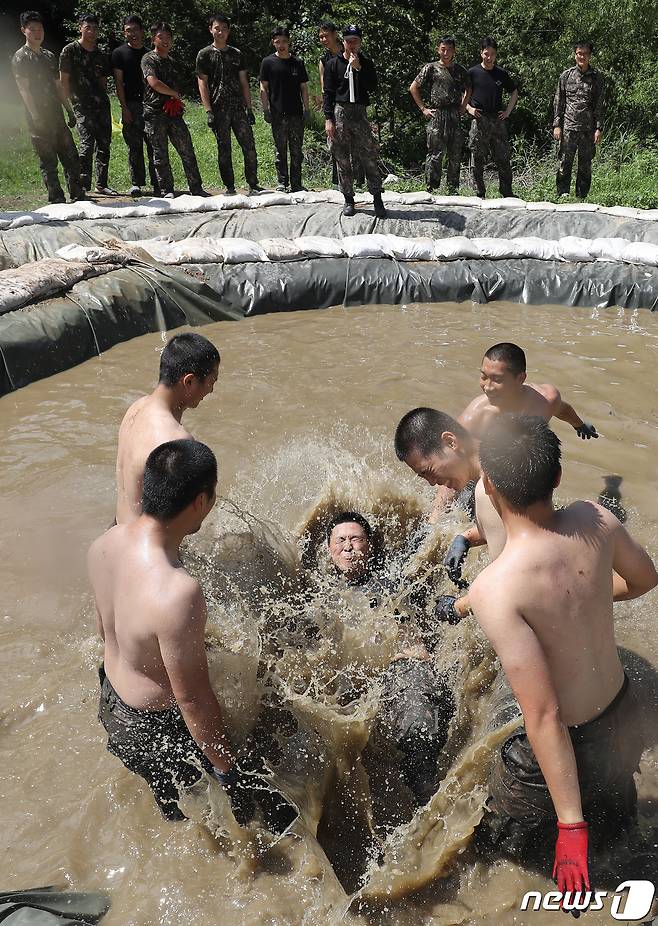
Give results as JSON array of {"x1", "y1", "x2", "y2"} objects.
[
  {"x1": 263, "y1": 108, "x2": 272, "y2": 124},
  {"x1": 576, "y1": 422, "x2": 598, "y2": 440},
  {"x1": 213, "y1": 755, "x2": 298, "y2": 836},
  {"x1": 206, "y1": 111, "x2": 216, "y2": 129},
  {"x1": 303, "y1": 108, "x2": 311, "y2": 125},
  {"x1": 434, "y1": 595, "x2": 462, "y2": 625},
  {"x1": 67, "y1": 110, "x2": 77, "y2": 129},
  {"x1": 443, "y1": 534, "x2": 470, "y2": 581},
  {"x1": 247, "y1": 109, "x2": 256, "y2": 125}
]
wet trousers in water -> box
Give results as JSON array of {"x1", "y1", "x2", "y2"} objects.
[
  {"x1": 481, "y1": 674, "x2": 643, "y2": 860},
  {"x1": 556, "y1": 129, "x2": 596, "y2": 199},
  {"x1": 271, "y1": 113, "x2": 304, "y2": 190},
  {"x1": 97, "y1": 665, "x2": 210, "y2": 820},
  {"x1": 330, "y1": 103, "x2": 381, "y2": 197},
  {"x1": 30, "y1": 118, "x2": 83, "y2": 202},
  {"x1": 211, "y1": 104, "x2": 258, "y2": 190},
  {"x1": 121, "y1": 100, "x2": 158, "y2": 192},
  {"x1": 468, "y1": 114, "x2": 513, "y2": 198},
  {"x1": 143, "y1": 113, "x2": 204, "y2": 196},
  {"x1": 73, "y1": 101, "x2": 111, "y2": 190},
  {"x1": 426, "y1": 106, "x2": 463, "y2": 193}
]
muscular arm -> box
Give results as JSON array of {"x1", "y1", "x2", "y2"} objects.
[
  {"x1": 543, "y1": 385, "x2": 586, "y2": 429},
  {"x1": 409, "y1": 79, "x2": 429, "y2": 115},
  {"x1": 238, "y1": 70, "x2": 251, "y2": 110},
  {"x1": 158, "y1": 582, "x2": 234, "y2": 772},
  {"x1": 470, "y1": 577, "x2": 584, "y2": 824},
  {"x1": 610, "y1": 512, "x2": 658, "y2": 600},
  {"x1": 457, "y1": 396, "x2": 487, "y2": 438}
]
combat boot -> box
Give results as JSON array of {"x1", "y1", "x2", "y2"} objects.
[
  {"x1": 373, "y1": 192, "x2": 387, "y2": 219},
  {"x1": 342, "y1": 197, "x2": 356, "y2": 217}
]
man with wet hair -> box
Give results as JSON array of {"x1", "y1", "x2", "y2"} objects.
[
  {"x1": 259, "y1": 27, "x2": 310, "y2": 193},
  {"x1": 111, "y1": 15, "x2": 158, "y2": 197},
  {"x1": 12, "y1": 11, "x2": 84, "y2": 204},
  {"x1": 92, "y1": 439, "x2": 298, "y2": 831},
  {"x1": 322, "y1": 24, "x2": 386, "y2": 218},
  {"x1": 553, "y1": 41, "x2": 603, "y2": 199},
  {"x1": 459, "y1": 342, "x2": 598, "y2": 441},
  {"x1": 325, "y1": 510, "x2": 455, "y2": 808},
  {"x1": 142, "y1": 23, "x2": 208, "y2": 199},
  {"x1": 197, "y1": 12, "x2": 262, "y2": 196},
  {"x1": 469, "y1": 416, "x2": 657, "y2": 887},
  {"x1": 409, "y1": 37, "x2": 471, "y2": 194},
  {"x1": 466, "y1": 38, "x2": 518, "y2": 198},
  {"x1": 59, "y1": 13, "x2": 115, "y2": 195},
  {"x1": 115, "y1": 332, "x2": 220, "y2": 524}
]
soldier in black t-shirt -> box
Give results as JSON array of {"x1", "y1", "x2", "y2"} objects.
[
  {"x1": 12, "y1": 11, "x2": 83, "y2": 203},
  {"x1": 466, "y1": 38, "x2": 518, "y2": 198},
  {"x1": 259, "y1": 28, "x2": 309, "y2": 192},
  {"x1": 111, "y1": 15, "x2": 158, "y2": 196},
  {"x1": 318, "y1": 20, "x2": 364, "y2": 187}
]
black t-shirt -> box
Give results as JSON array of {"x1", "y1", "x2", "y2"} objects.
[
  {"x1": 468, "y1": 64, "x2": 517, "y2": 114},
  {"x1": 111, "y1": 43, "x2": 148, "y2": 102},
  {"x1": 259, "y1": 53, "x2": 309, "y2": 116}
]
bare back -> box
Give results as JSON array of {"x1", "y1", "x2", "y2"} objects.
[
  {"x1": 460, "y1": 383, "x2": 559, "y2": 440},
  {"x1": 116, "y1": 394, "x2": 192, "y2": 523},
  {"x1": 471, "y1": 502, "x2": 626, "y2": 726},
  {"x1": 88, "y1": 522, "x2": 201, "y2": 709},
  {"x1": 474, "y1": 477, "x2": 506, "y2": 560}
]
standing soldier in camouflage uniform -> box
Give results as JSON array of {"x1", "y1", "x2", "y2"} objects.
[
  {"x1": 60, "y1": 13, "x2": 116, "y2": 195},
  {"x1": 259, "y1": 27, "x2": 310, "y2": 192},
  {"x1": 466, "y1": 38, "x2": 518, "y2": 198},
  {"x1": 141, "y1": 23, "x2": 208, "y2": 198},
  {"x1": 410, "y1": 37, "x2": 471, "y2": 194},
  {"x1": 111, "y1": 15, "x2": 159, "y2": 197},
  {"x1": 196, "y1": 12, "x2": 262, "y2": 196},
  {"x1": 553, "y1": 41, "x2": 603, "y2": 200},
  {"x1": 322, "y1": 24, "x2": 386, "y2": 218},
  {"x1": 12, "y1": 11, "x2": 84, "y2": 204}
]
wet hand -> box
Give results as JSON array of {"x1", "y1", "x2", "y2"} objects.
[
  {"x1": 553, "y1": 126, "x2": 562, "y2": 141},
  {"x1": 553, "y1": 821, "x2": 590, "y2": 906},
  {"x1": 443, "y1": 534, "x2": 471, "y2": 581},
  {"x1": 575, "y1": 422, "x2": 598, "y2": 440}
]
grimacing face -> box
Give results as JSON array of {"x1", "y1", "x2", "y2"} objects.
[
  {"x1": 479, "y1": 357, "x2": 525, "y2": 406},
  {"x1": 403, "y1": 440, "x2": 472, "y2": 492},
  {"x1": 328, "y1": 521, "x2": 371, "y2": 578}
]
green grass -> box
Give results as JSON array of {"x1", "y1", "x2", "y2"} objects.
[{"x1": 3, "y1": 98, "x2": 658, "y2": 210}]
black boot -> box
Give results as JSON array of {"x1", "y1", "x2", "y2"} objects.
[
  {"x1": 342, "y1": 197, "x2": 356, "y2": 217},
  {"x1": 373, "y1": 192, "x2": 387, "y2": 219}
]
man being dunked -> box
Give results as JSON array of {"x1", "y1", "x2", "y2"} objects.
[{"x1": 322, "y1": 24, "x2": 386, "y2": 219}]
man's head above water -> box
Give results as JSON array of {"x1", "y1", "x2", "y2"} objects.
[
  {"x1": 326, "y1": 511, "x2": 373, "y2": 581},
  {"x1": 158, "y1": 332, "x2": 220, "y2": 409},
  {"x1": 395, "y1": 407, "x2": 478, "y2": 491},
  {"x1": 480, "y1": 342, "x2": 527, "y2": 409}
]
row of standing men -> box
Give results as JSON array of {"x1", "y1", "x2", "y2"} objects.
[{"x1": 12, "y1": 11, "x2": 604, "y2": 214}]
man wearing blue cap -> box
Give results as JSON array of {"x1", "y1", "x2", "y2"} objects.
[{"x1": 322, "y1": 24, "x2": 386, "y2": 218}]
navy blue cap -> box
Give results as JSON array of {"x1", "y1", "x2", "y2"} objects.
[{"x1": 342, "y1": 24, "x2": 362, "y2": 37}]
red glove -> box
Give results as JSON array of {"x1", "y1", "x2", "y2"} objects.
[
  {"x1": 553, "y1": 821, "x2": 590, "y2": 897},
  {"x1": 163, "y1": 97, "x2": 184, "y2": 118}
]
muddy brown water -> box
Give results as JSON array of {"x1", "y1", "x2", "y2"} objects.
[{"x1": 1, "y1": 300, "x2": 657, "y2": 925}]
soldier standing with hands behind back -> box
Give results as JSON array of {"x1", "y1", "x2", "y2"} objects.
[{"x1": 553, "y1": 41, "x2": 603, "y2": 200}]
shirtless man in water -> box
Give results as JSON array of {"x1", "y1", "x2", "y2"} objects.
[
  {"x1": 394, "y1": 407, "x2": 505, "y2": 621},
  {"x1": 459, "y1": 341, "x2": 598, "y2": 441},
  {"x1": 91, "y1": 438, "x2": 297, "y2": 830},
  {"x1": 470, "y1": 416, "x2": 656, "y2": 890},
  {"x1": 115, "y1": 332, "x2": 219, "y2": 524}
]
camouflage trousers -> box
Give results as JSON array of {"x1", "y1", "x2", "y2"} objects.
[
  {"x1": 271, "y1": 112, "x2": 304, "y2": 190},
  {"x1": 74, "y1": 100, "x2": 111, "y2": 189},
  {"x1": 557, "y1": 130, "x2": 596, "y2": 198},
  {"x1": 144, "y1": 113, "x2": 203, "y2": 196},
  {"x1": 468, "y1": 114, "x2": 513, "y2": 198},
  {"x1": 426, "y1": 107, "x2": 463, "y2": 193},
  {"x1": 30, "y1": 117, "x2": 83, "y2": 202},
  {"x1": 211, "y1": 104, "x2": 258, "y2": 189},
  {"x1": 122, "y1": 100, "x2": 158, "y2": 192},
  {"x1": 330, "y1": 103, "x2": 381, "y2": 196}
]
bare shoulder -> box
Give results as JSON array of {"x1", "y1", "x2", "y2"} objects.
[
  {"x1": 459, "y1": 393, "x2": 491, "y2": 428},
  {"x1": 534, "y1": 382, "x2": 561, "y2": 409},
  {"x1": 157, "y1": 568, "x2": 206, "y2": 632}
]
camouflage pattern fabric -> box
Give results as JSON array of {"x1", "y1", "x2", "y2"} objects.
[
  {"x1": 414, "y1": 60, "x2": 470, "y2": 109},
  {"x1": 468, "y1": 113, "x2": 513, "y2": 197},
  {"x1": 59, "y1": 41, "x2": 110, "y2": 107},
  {"x1": 210, "y1": 104, "x2": 258, "y2": 189},
  {"x1": 553, "y1": 66, "x2": 604, "y2": 133},
  {"x1": 74, "y1": 103, "x2": 111, "y2": 189},
  {"x1": 330, "y1": 102, "x2": 381, "y2": 196},
  {"x1": 122, "y1": 99, "x2": 158, "y2": 191},
  {"x1": 30, "y1": 122, "x2": 83, "y2": 202},
  {"x1": 556, "y1": 129, "x2": 596, "y2": 198},
  {"x1": 271, "y1": 113, "x2": 304, "y2": 189},
  {"x1": 415, "y1": 62, "x2": 470, "y2": 193},
  {"x1": 195, "y1": 44, "x2": 246, "y2": 107},
  {"x1": 141, "y1": 51, "x2": 182, "y2": 116},
  {"x1": 144, "y1": 113, "x2": 203, "y2": 196}
]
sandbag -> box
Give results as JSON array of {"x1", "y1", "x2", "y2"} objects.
[
  {"x1": 260, "y1": 238, "x2": 304, "y2": 261},
  {"x1": 292, "y1": 236, "x2": 346, "y2": 257},
  {"x1": 434, "y1": 237, "x2": 483, "y2": 260},
  {"x1": 589, "y1": 238, "x2": 630, "y2": 261},
  {"x1": 0, "y1": 259, "x2": 113, "y2": 313},
  {"x1": 382, "y1": 235, "x2": 436, "y2": 261},
  {"x1": 557, "y1": 236, "x2": 595, "y2": 262},
  {"x1": 342, "y1": 235, "x2": 393, "y2": 258},
  {"x1": 621, "y1": 241, "x2": 658, "y2": 265}
]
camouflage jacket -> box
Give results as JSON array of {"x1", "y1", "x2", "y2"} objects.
[
  {"x1": 12, "y1": 45, "x2": 64, "y2": 132},
  {"x1": 196, "y1": 44, "x2": 246, "y2": 108},
  {"x1": 414, "y1": 60, "x2": 470, "y2": 108},
  {"x1": 553, "y1": 66, "x2": 603, "y2": 132},
  {"x1": 141, "y1": 51, "x2": 181, "y2": 116},
  {"x1": 59, "y1": 40, "x2": 110, "y2": 108}
]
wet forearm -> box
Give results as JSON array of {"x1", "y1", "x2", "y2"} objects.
[
  {"x1": 525, "y1": 711, "x2": 583, "y2": 823},
  {"x1": 555, "y1": 400, "x2": 583, "y2": 428},
  {"x1": 178, "y1": 692, "x2": 234, "y2": 772}
]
